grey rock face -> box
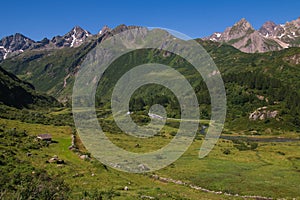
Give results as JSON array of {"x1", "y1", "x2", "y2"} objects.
[{"x1": 204, "y1": 17, "x2": 300, "y2": 53}]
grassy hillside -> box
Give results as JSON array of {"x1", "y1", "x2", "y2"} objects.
[
  {"x1": 0, "y1": 117, "x2": 243, "y2": 200},
  {"x1": 0, "y1": 36, "x2": 101, "y2": 102},
  {"x1": 1, "y1": 38, "x2": 300, "y2": 131},
  {"x1": 0, "y1": 66, "x2": 59, "y2": 108},
  {"x1": 0, "y1": 114, "x2": 299, "y2": 199},
  {"x1": 94, "y1": 42, "x2": 300, "y2": 133}
]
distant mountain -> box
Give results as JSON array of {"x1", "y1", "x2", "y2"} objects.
[
  {"x1": 204, "y1": 17, "x2": 300, "y2": 53},
  {"x1": 1, "y1": 17, "x2": 299, "y2": 59},
  {"x1": 50, "y1": 26, "x2": 91, "y2": 48},
  {"x1": 0, "y1": 66, "x2": 59, "y2": 108},
  {"x1": 0, "y1": 33, "x2": 35, "y2": 60},
  {"x1": 0, "y1": 26, "x2": 94, "y2": 61},
  {"x1": 0, "y1": 24, "x2": 139, "y2": 102},
  {"x1": 1, "y1": 25, "x2": 300, "y2": 129}
]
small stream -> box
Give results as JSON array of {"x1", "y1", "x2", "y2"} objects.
[{"x1": 220, "y1": 135, "x2": 300, "y2": 143}]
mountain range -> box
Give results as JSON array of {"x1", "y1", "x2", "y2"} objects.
[
  {"x1": 204, "y1": 17, "x2": 300, "y2": 53},
  {"x1": 0, "y1": 24, "x2": 141, "y2": 102},
  {"x1": 1, "y1": 18, "x2": 300, "y2": 130},
  {"x1": 0, "y1": 26, "x2": 94, "y2": 61},
  {"x1": 1, "y1": 12, "x2": 300, "y2": 200},
  {"x1": 1, "y1": 17, "x2": 300, "y2": 61}
]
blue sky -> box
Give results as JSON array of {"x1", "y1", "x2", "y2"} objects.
[{"x1": 2, "y1": 0, "x2": 300, "y2": 41}]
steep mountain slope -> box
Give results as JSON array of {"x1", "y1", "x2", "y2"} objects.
[
  {"x1": 0, "y1": 24, "x2": 138, "y2": 102},
  {"x1": 94, "y1": 38, "x2": 300, "y2": 129},
  {"x1": 204, "y1": 17, "x2": 300, "y2": 53},
  {"x1": 1, "y1": 26, "x2": 300, "y2": 130},
  {"x1": 0, "y1": 66, "x2": 59, "y2": 108}
]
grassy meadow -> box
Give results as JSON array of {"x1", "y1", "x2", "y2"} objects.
[{"x1": 1, "y1": 108, "x2": 299, "y2": 199}]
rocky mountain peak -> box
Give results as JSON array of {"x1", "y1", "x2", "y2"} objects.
[
  {"x1": 229, "y1": 18, "x2": 254, "y2": 35},
  {"x1": 291, "y1": 17, "x2": 300, "y2": 25},
  {"x1": 70, "y1": 26, "x2": 91, "y2": 37},
  {"x1": 204, "y1": 17, "x2": 300, "y2": 53},
  {"x1": 49, "y1": 26, "x2": 91, "y2": 48},
  {"x1": 61, "y1": 26, "x2": 91, "y2": 47},
  {"x1": 111, "y1": 24, "x2": 130, "y2": 34},
  {"x1": 0, "y1": 33, "x2": 35, "y2": 49},
  {"x1": 259, "y1": 21, "x2": 277, "y2": 37},
  {"x1": 99, "y1": 25, "x2": 110, "y2": 35},
  {"x1": 235, "y1": 18, "x2": 252, "y2": 28},
  {"x1": 0, "y1": 24, "x2": 140, "y2": 60},
  {"x1": 207, "y1": 18, "x2": 256, "y2": 45},
  {"x1": 0, "y1": 33, "x2": 35, "y2": 60}
]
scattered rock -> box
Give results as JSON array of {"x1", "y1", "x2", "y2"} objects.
[
  {"x1": 138, "y1": 164, "x2": 150, "y2": 171},
  {"x1": 69, "y1": 134, "x2": 77, "y2": 150},
  {"x1": 113, "y1": 163, "x2": 121, "y2": 168},
  {"x1": 151, "y1": 174, "x2": 273, "y2": 200},
  {"x1": 256, "y1": 95, "x2": 268, "y2": 102},
  {"x1": 68, "y1": 145, "x2": 75, "y2": 150},
  {"x1": 47, "y1": 155, "x2": 65, "y2": 164},
  {"x1": 134, "y1": 143, "x2": 140, "y2": 148},
  {"x1": 56, "y1": 159, "x2": 65, "y2": 164},
  {"x1": 71, "y1": 135, "x2": 76, "y2": 147},
  {"x1": 72, "y1": 173, "x2": 84, "y2": 178},
  {"x1": 284, "y1": 53, "x2": 300, "y2": 65},
  {"x1": 124, "y1": 186, "x2": 129, "y2": 191},
  {"x1": 48, "y1": 157, "x2": 57, "y2": 163},
  {"x1": 141, "y1": 195, "x2": 155, "y2": 199},
  {"x1": 249, "y1": 107, "x2": 278, "y2": 120},
  {"x1": 80, "y1": 154, "x2": 89, "y2": 160}
]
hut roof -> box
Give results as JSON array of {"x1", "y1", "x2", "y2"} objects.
[{"x1": 37, "y1": 134, "x2": 52, "y2": 140}]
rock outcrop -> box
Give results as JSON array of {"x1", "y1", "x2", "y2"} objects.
[{"x1": 249, "y1": 107, "x2": 278, "y2": 120}]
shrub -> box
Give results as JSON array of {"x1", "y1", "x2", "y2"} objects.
[{"x1": 223, "y1": 149, "x2": 231, "y2": 155}]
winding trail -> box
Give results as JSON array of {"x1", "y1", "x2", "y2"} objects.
[{"x1": 151, "y1": 174, "x2": 273, "y2": 200}]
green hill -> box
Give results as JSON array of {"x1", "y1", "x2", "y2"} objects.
[
  {"x1": 0, "y1": 66, "x2": 59, "y2": 108},
  {"x1": 1, "y1": 34, "x2": 300, "y2": 131}
]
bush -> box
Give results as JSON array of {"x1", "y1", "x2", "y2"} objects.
[
  {"x1": 232, "y1": 139, "x2": 258, "y2": 151},
  {"x1": 223, "y1": 149, "x2": 231, "y2": 155}
]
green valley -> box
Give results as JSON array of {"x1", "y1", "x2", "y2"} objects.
[{"x1": 0, "y1": 25, "x2": 300, "y2": 200}]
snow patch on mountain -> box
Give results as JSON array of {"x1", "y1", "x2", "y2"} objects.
[{"x1": 70, "y1": 28, "x2": 77, "y2": 47}]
